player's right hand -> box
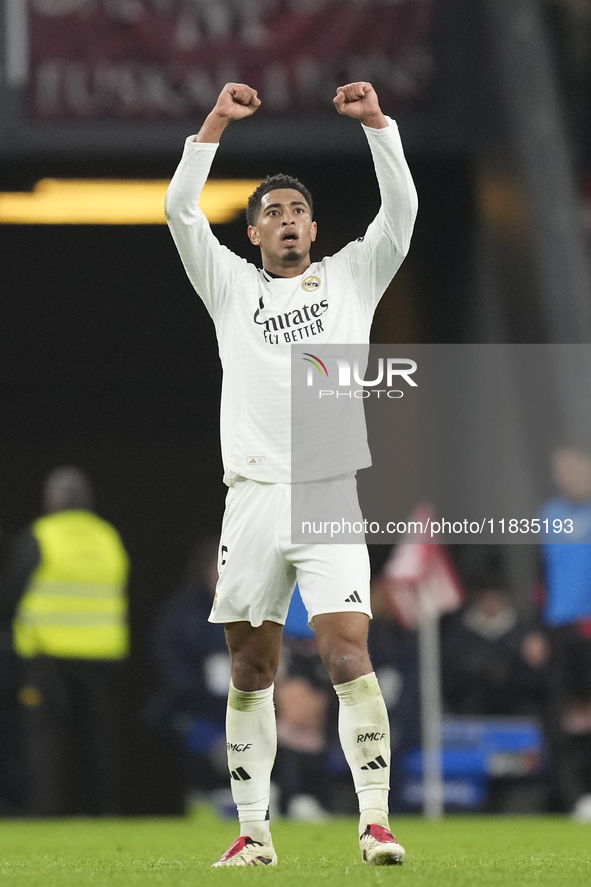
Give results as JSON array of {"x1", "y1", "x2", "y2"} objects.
[{"x1": 212, "y1": 83, "x2": 261, "y2": 121}]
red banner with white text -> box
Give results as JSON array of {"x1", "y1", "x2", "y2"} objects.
[{"x1": 26, "y1": 0, "x2": 438, "y2": 120}]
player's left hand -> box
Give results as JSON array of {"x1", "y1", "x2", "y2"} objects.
[{"x1": 333, "y1": 82, "x2": 386, "y2": 127}]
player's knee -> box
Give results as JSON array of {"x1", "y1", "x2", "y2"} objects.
[
  {"x1": 230, "y1": 653, "x2": 278, "y2": 691},
  {"x1": 318, "y1": 639, "x2": 371, "y2": 684}
]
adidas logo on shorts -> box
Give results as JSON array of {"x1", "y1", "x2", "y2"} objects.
[
  {"x1": 345, "y1": 590, "x2": 362, "y2": 603},
  {"x1": 230, "y1": 767, "x2": 251, "y2": 781}
]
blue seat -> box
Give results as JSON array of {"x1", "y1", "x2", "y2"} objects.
[{"x1": 401, "y1": 716, "x2": 546, "y2": 809}]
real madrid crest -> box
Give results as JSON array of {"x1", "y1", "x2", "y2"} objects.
[{"x1": 302, "y1": 275, "x2": 321, "y2": 292}]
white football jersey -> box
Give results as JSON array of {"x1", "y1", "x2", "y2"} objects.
[{"x1": 166, "y1": 118, "x2": 417, "y2": 485}]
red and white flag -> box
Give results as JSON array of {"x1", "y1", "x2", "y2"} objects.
[{"x1": 382, "y1": 503, "x2": 463, "y2": 629}]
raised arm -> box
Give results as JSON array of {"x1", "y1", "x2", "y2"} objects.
[
  {"x1": 165, "y1": 84, "x2": 262, "y2": 317},
  {"x1": 332, "y1": 82, "x2": 418, "y2": 308}
]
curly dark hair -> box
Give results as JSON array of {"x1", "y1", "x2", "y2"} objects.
[{"x1": 246, "y1": 174, "x2": 313, "y2": 226}]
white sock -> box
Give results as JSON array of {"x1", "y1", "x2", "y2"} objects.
[
  {"x1": 226, "y1": 681, "x2": 276, "y2": 843},
  {"x1": 334, "y1": 672, "x2": 391, "y2": 835}
]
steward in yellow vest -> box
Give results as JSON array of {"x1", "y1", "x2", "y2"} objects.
[
  {"x1": 13, "y1": 509, "x2": 129, "y2": 661},
  {"x1": 0, "y1": 466, "x2": 130, "y2": 815}
]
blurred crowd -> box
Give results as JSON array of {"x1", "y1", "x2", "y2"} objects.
[{"x1": 1, "y1": 448, "x2": 591, "y2": 819}]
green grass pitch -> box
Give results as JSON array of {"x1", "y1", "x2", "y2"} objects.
[{"x1": 1, "y1": 807, "x2": 590, "y2": 886}]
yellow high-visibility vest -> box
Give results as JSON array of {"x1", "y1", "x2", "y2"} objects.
[{"x1": 13, "y1": 510, "x2": 129, "y2": 660}]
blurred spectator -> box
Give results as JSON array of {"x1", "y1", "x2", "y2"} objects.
[
  {"x1": 145, "y1": 537, "x2": 230, "y2": 806},
  {"x1": 0, "y1": 467, "x2": 129, "y2": 815},
  {"x1": 441, "y1": 586, "x2": 549, "y2": 718},
  {"x1": 274, "y1": 587, "x2": 332, "y2": 819},
  {"x1": 540, "y1": 446, "x2": 591, "y2": 817}
]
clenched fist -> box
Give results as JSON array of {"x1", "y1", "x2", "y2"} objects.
[
  {"x1": 333, "y1": 82, "x2": 387, "y2": 129},
  {"x1": 213, "y1": 83, "x2": 261, "y2": 121},
  {"x1": 196, "y1": 83, "x2": 261, "y2": 142}
]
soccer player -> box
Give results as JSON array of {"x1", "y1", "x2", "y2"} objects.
[{"x1": 166, "y1": 81, "x2": 417, "y2": 866}]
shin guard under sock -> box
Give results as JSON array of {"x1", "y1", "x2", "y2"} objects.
[
  {"x1": 334, "y1": 672, "x2": 390, "y2": 832},
  {"x1": 226, "y1": 682, "x2": 276, "y2": 841}
]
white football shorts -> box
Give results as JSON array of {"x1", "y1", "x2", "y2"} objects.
[{"x1": 209, "y1": 473, "x2": 371, "y2": 629}]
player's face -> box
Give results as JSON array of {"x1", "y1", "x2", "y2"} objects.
[{"x1": 247, "y1": 189, "x2": 317, "y2": 267}]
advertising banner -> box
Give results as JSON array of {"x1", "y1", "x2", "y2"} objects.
[{"x1": 25, "y1": 0, "x2": 437, "y2": 120}]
